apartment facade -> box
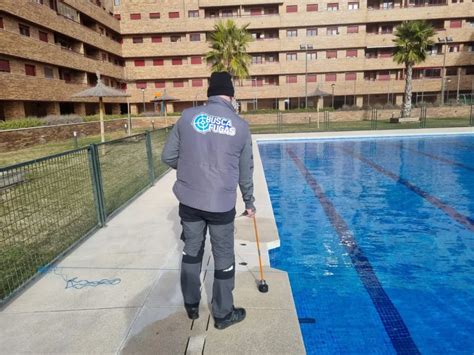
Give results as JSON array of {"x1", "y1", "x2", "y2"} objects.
[
  {"x1": 0, "y1": 0, "x2": 125, "y2": 119},
  {"x1": 0, "y1": 0, "x2": 473, "y2": 119}
]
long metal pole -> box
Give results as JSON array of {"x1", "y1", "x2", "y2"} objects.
[
  {"x1": 305, "y1": 49, "x2": 308, "y2": 109},
  {"x1": 142, "y1": 90, "x2": 145, "y2": 113},
  {"x1": 440, "y1": 40, "x2": 447, "y2": 105},
  {"x1": 456, "y1": 67, "x2": 461, "y2": 103},
  {"x1": 127, "y1": 97, "x2": 131, "y2": 136},
  {"x1": 331, "y1": 86, "x2": 335, "y2": 109}
]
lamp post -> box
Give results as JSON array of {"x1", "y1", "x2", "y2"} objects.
[
  {"x1": 331, "y1": 83, "x2": 335, "y2": 109},
  {"x1": 438, "y1": 36, "x2": 453, "y2": 105},
  {"x1": 300, "y1": 44, "x2": 313, "y2": 109},
  {"x1": 446, "y1": 78, "x2": 452, "y2": 102},
  {"x1": 141, "y1": 88, "x2": 146, "y2": 113},
  {"x1": 251, "y1": 78, "x2": 258, "y2": 110}
]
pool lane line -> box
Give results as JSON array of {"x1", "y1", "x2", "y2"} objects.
[
  {"x1": 287, "y1": 148, "x2": 421, "y2": 355},
  {"x1": 393, "y1": 143, "x2": 474, "y2": 173},
  {"x1": 339, "y1": 147, "x2": 474, "y2": 233}
]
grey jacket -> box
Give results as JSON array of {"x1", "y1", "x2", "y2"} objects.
[{"x1": 161, "y1": 96, "x2": 255, "y2": 213}]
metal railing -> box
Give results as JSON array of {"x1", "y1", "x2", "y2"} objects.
[
  {"x1": 249, "y1": 105, "x2": 473, "y2": 134},
  {"x1": 0, "y1": 127, "x2": 171, "y2": 305}
]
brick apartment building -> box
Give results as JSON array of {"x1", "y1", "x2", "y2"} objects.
[{"x1": 0, "y1": 0, "x2": 473, "y2": 119}]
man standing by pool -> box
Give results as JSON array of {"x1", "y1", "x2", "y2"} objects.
[{"x1": 161, "y1": 72, "x2": 255, "y2": 330}]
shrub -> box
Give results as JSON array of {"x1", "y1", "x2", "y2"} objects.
[
  {"x1": 0, "y1": 118, "x2": 44, "y2": 130},
  {"x1": 40, "y1": 114, "x2": 84, "y2": 126}
]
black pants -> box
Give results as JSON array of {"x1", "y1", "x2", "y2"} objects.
[{"x1": 179, "y1": 204, "x2": 236, "y2": 319}]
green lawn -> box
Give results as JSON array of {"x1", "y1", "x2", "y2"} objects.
[
  {"x1": 0, "y1": 129, "x2": 147, "y2": 168},
  {"x1": 0, "y1": 129, "x2": 169, "y2": 302}
]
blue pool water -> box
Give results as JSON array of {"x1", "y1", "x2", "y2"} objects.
[{"x1": 258, "y1": 134, "x2": 474, "y2": 354}]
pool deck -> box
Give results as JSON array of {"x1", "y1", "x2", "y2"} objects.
[
  {"x1": 0, "y1": 132, "x2": 305, "y2": 354},
  {"x1": 1, "y1": 127, "x2": 472, "y2": 354}
]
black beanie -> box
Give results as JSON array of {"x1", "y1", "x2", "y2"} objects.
[{"x1": 207, "y1": 72, "x2": 235, "y2": 98}]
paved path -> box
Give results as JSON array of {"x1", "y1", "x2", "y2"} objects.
[{"x1": 0, "y1": 140, "x2": 305, "y2": 354}]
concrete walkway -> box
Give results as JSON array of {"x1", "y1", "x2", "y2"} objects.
[{"x1": 0, "y1": 140, "x2": 305, "y2": 354}]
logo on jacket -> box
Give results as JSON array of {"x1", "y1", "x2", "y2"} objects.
[{"x1": 192, "y1": 113, "x2": 236, "y2": 136}]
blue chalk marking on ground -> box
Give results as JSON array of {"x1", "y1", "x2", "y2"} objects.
[{"x1": 38, "y1": 265, "x2": 121, "y2": 289}]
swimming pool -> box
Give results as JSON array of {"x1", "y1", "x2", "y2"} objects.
[{"x1": 258, "y1": 134, "x2": 474, "y2": 354}]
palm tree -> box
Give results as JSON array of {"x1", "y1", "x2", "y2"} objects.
[
  {"x1": 393, "y1": 21, "x2": 435, "y2": 117},
  {"x1": 205, "y1": 20, "x2": 252, "y2": 79}
]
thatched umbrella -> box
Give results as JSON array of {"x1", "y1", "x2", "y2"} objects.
[
  {"x1": 72, "y1": 72, "x2": 130, "y2": 143},
  {"x1": 309, "y1": 87, "x2": 331, "y2": 128}
]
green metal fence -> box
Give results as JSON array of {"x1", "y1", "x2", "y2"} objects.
[
  {"x1": 0, "y1": 127, "x2": 170, "y2": 305},
  {"x1": 249, "y1": 105, "x2": 474, "y2": 134}
]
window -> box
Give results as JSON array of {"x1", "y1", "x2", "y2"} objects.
[
  {"x1": 153, "y1": 59, "x2": 163, "y2": 66},
  {"x1": 465, "y1": 66, "x2": 474, "y2": 75},
  {"x1": 378, "y1": 71, "x2": 390, "y2": 80},
  {"x1": 130, "y1": 13, "x2": 141, "y2": 20},
  {"x1": 348, "y1": 2, "x2": 359, "y2": 10},
  {"x1": 347, "y1": 25, "x2": 359, "y2": 34},
  {"x1": 151, "y1": 36, "x2": 162, "y2": 43},
  {"x1": 346, "y1": 49, "x2": 358, "y2": 57},
  {"x1": 307, "y1": 4, "x2": 318, "y2": 11},
  {"x1": 345, "y1": 72, "x2": 356, "y2": 80},
  {"x1": 190, "y1": 33, "x2": 201, "y2": 41},
  {"x1": 132, "y1": 37, "x2": 143, "y2": 43},
  {"x1": 192, "y1": 79, "x2": 203, "y2": 87},
  {"x1": 39, "y1": 31, "x2": 48, "y2": 42},
  {"x1": 191, "y1": 56, "x2": 202, "y2": 64},
  {"x1": 307, "y1": 52, "x2": 317, "y2": 60},
  {"x1": 252, "y1": 55, "x2": 263, "y2": 64},
  {"x1": 134, "y1": 59, "x2": 145, "y2": 66},
  {"x1": 169, "y1": 11, "x2": 180, "y2": 19},
  {"x1": 307, "y1": 74, "x2": 317, "y2": 82},
  {"x1": 172, "y1": 58, "x2": 182, "y2": 65},
  {"x1": 222, "y1": 9, "x2": 233, "y2": 17},
  {"x1": 44, "y1": 66, "x2": 54, "y2": 79},
  {"x1": 170, "y1": 35, "x2": 181, "y2": 42},
  {"x1": 307, "y1": 28, "x2": 317, "y2": 36},
  {"x1": 252, "y1": 78, "x2": 263, "y2": 87},
  {"x1": 327, "y1": 3, "x2": 339, "y2": 11},
  {"x1": 286, "y1": 5, "x2": 298, "y2": 12},
  {"x1": 19, "y1": 24, "x2": 30, "y2": 37},
  {"x1": 450, "y1": 20, "x2": 462, "y2": 28},
  {"x1": 250, "y1": 8, "x2": 262, "y2": 16},
  {"x1": 448, "y1": 44, "x2": 460, "y2": 52},
  {"x1": 325, "y1": 73, "x2": 336, "y2": 81},
  {"x1": 25, "y1": 64, "x2": 36, "y2": 76},
  {"x1": 446, "y1": 67, "x2": 458, "y2": 76},
  {"x1": 378, "y1": 49, "x2": 392, "y2": 58},
  {"x1": 155, "y1": 81, "x2": 165, "y2": 88},
  {"x1": 287, "y1": 29, "x2": 297, "y2": 37},
  {"x1": 286, "y1": 75, "x2": 297, "y2": 83},
  {"x1": 381, "y1": 25, "x2": 393, "y2": 34},
  {"x1": 364, "y1": 72, "x2": 377, "y2": 80},
  {"x1": 0, "y1": 59, "x2": 10, "y2": 72},
  {"x1": 102, "y1": 53, "x2": 107, "y2": 61},
  {"x1": 327, "y1": 50, "x2": 337, "y2": 59},
  {"x1": 327, "y1": 27, "x2": 338, "y2": 36},
  {"x1": 136, "y1": 82, "x2": 147, "y2": 89},
  {"x1": 114, "y1": 14, "x2": 121, "y2": 20},
  {"x1": 188, "y1": 10, "x2": 199, "y2": 17},
  {"x1": 149, "y1": 12, "x2": 160, "y2": 19},
  {"x1": 0, "y1": 17, "x2": 3, "y2": 29},
  {"x1": 287, "y1": 53, "x2": 297, "y2": 61},
  {"x1": 173, "y1": 80, "x2": 184, "y2": 87}
]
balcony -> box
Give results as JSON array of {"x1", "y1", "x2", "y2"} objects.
[
  {"x1": 0, "y1": 30, "x2": 124, "y2": 79},
  {"x1": 0, "y1": 1, "x2": 122, "y2": 55},
  {"x1": 0, "y1": 72, "x2": 124, "y2": 102}
]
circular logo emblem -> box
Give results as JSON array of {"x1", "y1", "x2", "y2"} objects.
[{"x1": 193, "y1": 113, "x2": 209, "y2": 133}]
